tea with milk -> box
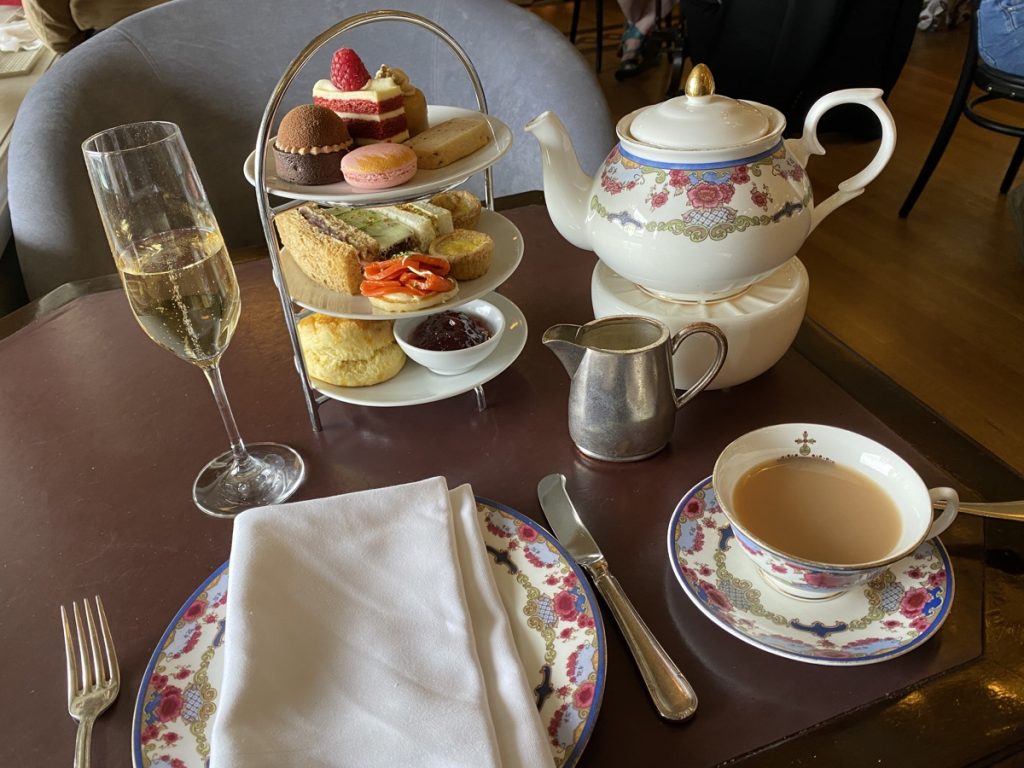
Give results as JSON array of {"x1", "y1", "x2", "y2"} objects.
[{"x1": 731, "y1": 457, "x2": 902, "y2": 565}]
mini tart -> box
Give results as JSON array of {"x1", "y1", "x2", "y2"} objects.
[
  {"x1": 428, "y1": 229, "x2": 494, "y2": 281},
  {"x1": 430, "y1": 190, "x2": 482, "y2": 229}
]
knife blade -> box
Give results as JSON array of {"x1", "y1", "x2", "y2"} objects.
[{"x1": 537, "y1": 473, "x2": 698, "y2": 721}]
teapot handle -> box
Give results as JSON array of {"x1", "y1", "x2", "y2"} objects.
[
  {"x1": 784, "y1": 88, "x2": 897, "y2": 234},
  {"x1": 670, "y1": 322, "x2": 728, "y2": 411}
]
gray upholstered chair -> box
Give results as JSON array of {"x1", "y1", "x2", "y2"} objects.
[{"x1": 8, "y1": 0, "x2": 614, "y2": 300}]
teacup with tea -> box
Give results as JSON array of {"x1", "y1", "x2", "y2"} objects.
[{"x1": 712, "y1": 423, "x2": 959, "y2": 600}]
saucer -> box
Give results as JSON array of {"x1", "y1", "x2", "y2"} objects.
[
  {"x1": 591, "y1": 257, "x2": 808, "y2": 389},
  {"x1": 666, "y1": 476, "x2": 954, "y2": 666}
]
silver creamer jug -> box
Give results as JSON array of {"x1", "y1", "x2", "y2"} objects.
[{"x1": 543, "y1": 316, "x2": 727, "y2": 461}]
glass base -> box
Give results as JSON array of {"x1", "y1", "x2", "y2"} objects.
[{"x1": 192, "y1": 442, "x2": 306, "y2": 518}]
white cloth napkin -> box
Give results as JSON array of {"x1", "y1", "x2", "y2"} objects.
[
  {"x1": 209, "y1": 477, "x2": 550, "y2": 768},
  {"x1": 0, "y1": 21, "x2": 40, "y2": 53}
]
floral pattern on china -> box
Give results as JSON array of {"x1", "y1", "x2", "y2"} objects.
[
  {"x1": 133, "y1": 501, "x2": 605, "y2": 768},
  {"x1": 667, "y1": 478, "x2": 954, "y2": 665},
  {"x1": 526, "y1": 63, "x2": 897, "y2": 301},
  {"x1": 594, "y1": 143, "x2": 811, "y2": 243}
]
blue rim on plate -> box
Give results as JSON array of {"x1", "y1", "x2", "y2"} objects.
[
  {"x1": 133, "y1": 498, "x2": 605, "y2": 768},
  {"x1": 666, "y1": 476, "x2": 954, "y2": 666}
]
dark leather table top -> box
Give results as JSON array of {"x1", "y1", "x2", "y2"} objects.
[{"x1": 2, "y1": 204, "x2": 1023, "y2": 766}]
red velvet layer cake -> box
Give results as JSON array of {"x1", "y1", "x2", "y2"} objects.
[{"x1": 314, "y1": 75, "x2": 409, "y2": 145}]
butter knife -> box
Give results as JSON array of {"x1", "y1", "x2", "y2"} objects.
[{"x1": 537, "y1": 473, "x2": 698, "y2": 721}]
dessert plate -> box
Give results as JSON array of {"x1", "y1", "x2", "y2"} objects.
[
  {"x1": 667, "y1": 476, "x2": 954, "y2": 666},
  {"x1": 311, "y1": 292, "x2": 526, "y2": 407},
  {"x1": 244, "y1": 105, "x2": 512, "y2": 204},
  {"x1": 279, "y1": 208, "x2": 523, "y2": 319},
  {"x1": 132, "y1": 499, "x2": 606, "y2": 768}
]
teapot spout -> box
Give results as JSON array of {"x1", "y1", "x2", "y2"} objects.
[
  {"x1": 524, "y1": 111, "x2": 593, "y2": 252},
  {"x1": 542, "y1": 324, "x2": 586, "y2": 377}
]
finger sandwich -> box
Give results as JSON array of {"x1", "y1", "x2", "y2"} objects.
[
  {"x1": 274, "y1": 206, "x2": 380, "y2": 295},
  {"x1": 375, "y1": 202, "x2": 453, "y2": 250},
  {"x1": 325, "y1": 207, "x2": 418, "y2": 259}
]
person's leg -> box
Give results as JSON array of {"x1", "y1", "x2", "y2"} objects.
[
  {"x1": 616, "y1": 0, "x2": 677, "y2": 80},
  {"x1": 977, "y1": 0, "x2": 1024, "y2": 76}
]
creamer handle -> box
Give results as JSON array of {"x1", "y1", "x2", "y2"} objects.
[
  {"x1": 784, "y1": 88, "x2": 897, "y2": 233},
  {"x1": 670, "y1": 322, "x2": 727, "y2": 410}
]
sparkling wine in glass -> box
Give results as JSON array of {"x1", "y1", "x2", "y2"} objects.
[{"x1": 83, "y1": 121, "x2": 305, "y2": 517}]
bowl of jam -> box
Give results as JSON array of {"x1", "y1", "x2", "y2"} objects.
[{"x1": 393, "y1": 299, "x2": 506, "y2": 375}]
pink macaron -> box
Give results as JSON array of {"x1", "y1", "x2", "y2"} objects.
[{"x1": 341, "y1": 143, "x2": 417, "y2": 190}]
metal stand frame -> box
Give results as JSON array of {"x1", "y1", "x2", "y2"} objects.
[{"x1": 253, "y1": 11, "x2": 496, "y2": 432}]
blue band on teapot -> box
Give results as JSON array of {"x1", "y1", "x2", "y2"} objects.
[{"x1": 619, "y1": 141, "x2": 783, "y2": 171}]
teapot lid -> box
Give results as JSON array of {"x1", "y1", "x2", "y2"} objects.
[{"x1": 626, "y1": 64, "x2": 774, "y2": 150}]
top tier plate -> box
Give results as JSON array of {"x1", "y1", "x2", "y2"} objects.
[{"x1": 244, "y1": 105, "x2": 512, "y2": 204}]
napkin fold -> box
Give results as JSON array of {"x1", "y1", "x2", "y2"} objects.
[{"x1": 209, "y1": 477, "x2": 550, "y2": 768}]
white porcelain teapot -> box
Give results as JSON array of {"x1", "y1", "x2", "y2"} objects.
[{"x1": 525, "y1": 65, "x2": 896, "y2": 301}]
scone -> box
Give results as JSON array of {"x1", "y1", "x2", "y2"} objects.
[
  {"x1": 297, "y1": 314, "x2": 405, "y2": 386},
  {"x1": 430, "y1": 190, "x2": 482, "y2": 229},
  {"x1": 428, "y1": 229, "x2": 493, "y2": 281}
]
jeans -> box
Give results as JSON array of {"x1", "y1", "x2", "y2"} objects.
[{"x1": 978, "y1": 0, "x2": 1024, "y2": 76}]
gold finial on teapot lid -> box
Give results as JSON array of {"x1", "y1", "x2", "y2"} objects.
[{"x1": 684, "y1": 64, "x2": 715, "y2": 98}]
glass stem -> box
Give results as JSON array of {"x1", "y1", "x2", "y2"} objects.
[{"x1": 203, "y1": 364, "x2": 250, "y2": 464}]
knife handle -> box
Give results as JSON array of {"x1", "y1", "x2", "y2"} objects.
[{"x1": 588, "y1": 560, "x2": 698, "y2": 721}]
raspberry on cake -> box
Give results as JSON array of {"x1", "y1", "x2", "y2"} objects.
[
  {"x1": 314, "y1": 48, "x2": 409, "y2": 145},
  {"x1": 330, "y1": 48, "x2": 370, "y2": 91}
]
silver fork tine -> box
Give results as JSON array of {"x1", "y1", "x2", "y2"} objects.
[
  {"x1": 62, "y1": 597, "x2": 120, "y2": 768},
  {"x1": 94, "y1": 596, "x2": 118, "y2": 685},
  {"x1": 73, "y1": 602, "x2": 94, "y2": 691},
  {"x1": 83, "y1": 599, "x2": 106, "y2": 686},
  {"x1": 61, "y1": 605, "x2": 79, "y2": 704}
]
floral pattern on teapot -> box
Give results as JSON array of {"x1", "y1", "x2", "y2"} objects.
[{"x1": 592, "y1": 144, "x2": 813, "y2": 243}]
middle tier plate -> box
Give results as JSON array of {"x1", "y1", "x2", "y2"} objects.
[{"x1": 279, "y1": 208, "x2": 523, "y2": 319}]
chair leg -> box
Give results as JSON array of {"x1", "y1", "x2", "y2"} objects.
[
  {"x1": 570, "y1": 0, "x2": 581, "y2": 42},
  {"x1": 663, "y1": 7, "x2": 687, "y2": 97},
  {"x1": 1000, "y1": 136, "x2": 1024, "y2": 194},
  {"x1": 899, "y1": 30, "x2": 979, "y2": 217}
]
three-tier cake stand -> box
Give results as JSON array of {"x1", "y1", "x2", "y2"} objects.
[{"x1": 250, "y1": 11, "x2": 523, "y2": 431}]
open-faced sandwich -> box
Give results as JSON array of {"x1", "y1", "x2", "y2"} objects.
[{"x1": 359, "y1": 253, "x2": 458, "y2": 312}]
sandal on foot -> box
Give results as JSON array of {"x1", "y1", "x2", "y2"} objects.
[{"x1": 615, "y1": 24, "x2": 645, "y2": 81}]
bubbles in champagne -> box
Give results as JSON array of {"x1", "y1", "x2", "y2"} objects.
[{"x1": 119, "y1": 228, "x2": 240, "y2": 366}]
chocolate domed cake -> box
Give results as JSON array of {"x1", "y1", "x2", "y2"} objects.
[{"x1": 273, "y1": 104, "x2": 352, "y2": 185}]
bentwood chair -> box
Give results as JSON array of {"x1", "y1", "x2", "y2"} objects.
[
  {"x1": 569, "y1": 0, "x2": 605, "y2": 72},
  {"x1": 8, "y1": 0, "x2": 614, "y2": 300},
  {"x1": 900, "y1": 0, "x2": 1024, "y2": 217}
]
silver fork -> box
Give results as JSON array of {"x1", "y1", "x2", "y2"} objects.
[{"x1": 61, "y1": 596, "x2": 120, "y2": 768}]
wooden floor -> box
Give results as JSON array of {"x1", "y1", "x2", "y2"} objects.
[{"x1": 528, "y1": 2, "x2": 1024, "y2": 478}]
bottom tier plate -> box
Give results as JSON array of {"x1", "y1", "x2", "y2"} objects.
[{"x1": 310, "y1": 292, "x2": 527, "y2": 407}]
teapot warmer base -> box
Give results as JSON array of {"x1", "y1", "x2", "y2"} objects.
[{"x1": 590, "y1": 257, "x2": 809, "y2": 390}]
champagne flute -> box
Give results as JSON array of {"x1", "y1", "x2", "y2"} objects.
[{"x1": 83, "y1": 121, "x2": 305, "y2": 518}]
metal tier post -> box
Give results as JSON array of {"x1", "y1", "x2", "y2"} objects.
[{"x1": 253, "y1": 10, "x2": 496, "y2": 432}]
